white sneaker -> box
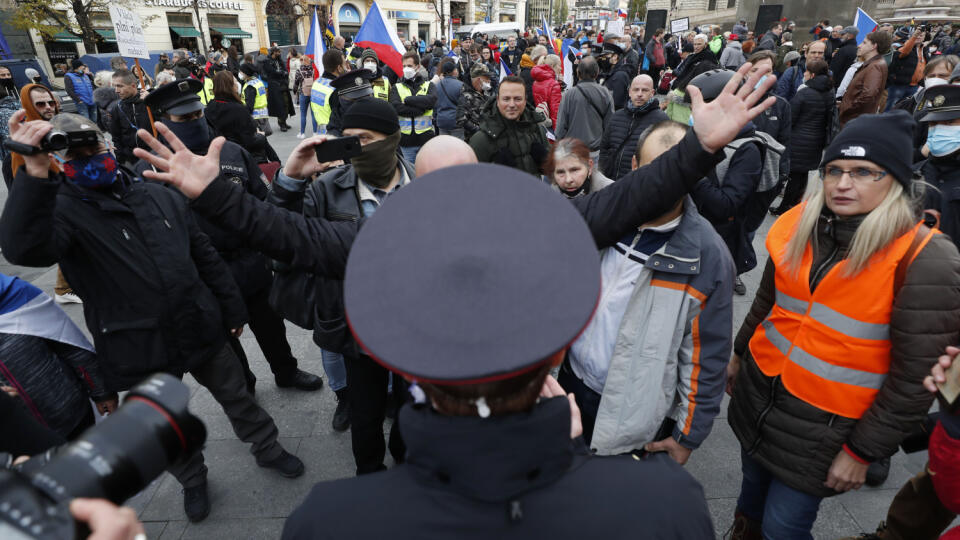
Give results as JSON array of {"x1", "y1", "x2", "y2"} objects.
[
  {"x1": 296, "y1": 133, "x2": 305, "y2": 139},
  {"x1": 55, "y1": 292, "x2": 82, "y2": 304}
]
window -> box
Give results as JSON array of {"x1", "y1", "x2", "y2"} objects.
[
  {"x1": 707, "y1": 0, "x2": 717, "y2": 10},
  {"x1": 167, "y1": 12, "x2": 194, "y2": 26},
  {"x1": 727, "y1": 0, "x2": 736, "y2": 8},
  {"x1": 207, "y1": 14, "x2": 240, "y2": 27}
]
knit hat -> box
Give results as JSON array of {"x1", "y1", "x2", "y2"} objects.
[
  {"x1": 819, "y1": 110, "x2": 916, "y2": 187},
  {"x1": 783, "y1": 50, "x2": 801, "y2": 65},
  {"x1": 342, "y1": 97, "x2": 399, "y2": 135},
  {"x1": 360, "y1": 48, "x2": 379, "y2": 65},
  {"x1": 239, "y1": 63, "x2": 258, "y2": 76},
  {"x1": 71, "y1": 59, "x2": 85, "y2": 70}
]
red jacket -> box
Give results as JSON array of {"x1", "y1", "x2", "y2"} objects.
[
  {"x1": 531, "y1": 64, "x2": 562, "y2": 126},
  {"x1": 930, "y1": 419, "x2": 960, "y2": 514}
]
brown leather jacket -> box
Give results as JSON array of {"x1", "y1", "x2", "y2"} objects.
[
  {"x1": 729, "y1": 209, "x2": 960, "y2": 497},
  {"x1": 839, "y1": 54, "x2": 888, "y2": 127}
]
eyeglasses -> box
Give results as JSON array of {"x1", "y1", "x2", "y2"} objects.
[
  {"x1": 820, "y1": 166, "x2": 888, "y2": 183},
  {"x1": 33, "y1": 100, "x2": 56, "y2": 108}
]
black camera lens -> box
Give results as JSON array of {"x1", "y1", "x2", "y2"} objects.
[
  {"x1": 29, "y1": 374, "x2": 205, "y2": 505},
  {"x1": 41, "y1": 131, "x2": 68, "y2": 152}
]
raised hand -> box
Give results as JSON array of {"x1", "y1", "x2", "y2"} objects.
[
  {"x1": 688, "y1": 62, "x2": 777, "y2": 154},
  {"x1": 134, "y1": 122, "x2": 225, "y2": 199}
]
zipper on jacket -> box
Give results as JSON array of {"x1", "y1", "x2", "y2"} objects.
[
  {"x1": 747, "y1": 374, "x2": 780, "y2": 455},
  {"x1": 809, "y1": 216, "x2": 839, "y2": 290},
  {"x1": 328, "y1": 212, "x2": 358, "y2": 222}
]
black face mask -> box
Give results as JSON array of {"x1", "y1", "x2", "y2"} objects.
[{"x1": 164, "y1": 116, "x2": 211, "y2": 154}]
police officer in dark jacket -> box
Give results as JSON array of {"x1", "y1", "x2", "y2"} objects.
[
  {"x1": 0, "y1": 110, "x2": 305, "y2": 523},
  {"x1": 918, "y1": 85, "x2": 960, "y2": 250},
  {"x1": 281, "y1": 165, "x2": 715, "y2": 539},
  {"x1": 139, "y1": 79, "x2": 323, "y2": 393},
  {"x1": 600, "y1": 42, "x2": 636, "y2": 110},
  {"x1": 132, "y1": 65, "x2": 780, "y2": 531}
]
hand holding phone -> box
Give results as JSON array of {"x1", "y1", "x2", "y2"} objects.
[{"x1": 314, "y1": 135, "x2": 362, "y2": 163}]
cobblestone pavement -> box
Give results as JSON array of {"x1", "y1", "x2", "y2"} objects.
[{"x1": 2, "y1": 117, "x2": 956, "y2": 539}]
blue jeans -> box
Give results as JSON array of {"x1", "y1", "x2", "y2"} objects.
[
  {"x1": 885, "y1": 84, "x2": 917, "y2": 111},
  {"x1": 320, "y1": 349, "x2": 347, "y2": 391},
  {"x1": 298, "y1": 94, "x2": 317, "y2": 135},
  {"x1": 400, "y1": 145, "x2": 420, "y2": 164},
  {"x1": 737, "y1": 449, "x2": 823, "y2": 539},
  {"x1": 75, "y1": 101, "x2": 97, "y2": 123}
]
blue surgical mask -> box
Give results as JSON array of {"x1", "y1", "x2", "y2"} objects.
[
  {"x1": 754, "y1": 74, "x2": 768, "y2": 90},
  {"x1": 688, "y1": 115, "x2": 695, "y2": 127},
  {"x1": 54, "y1": 152, "x2": 119, "y2": 189},
  {"x1": 927, "y1": 124, "x2": 960, "y2": 157}
]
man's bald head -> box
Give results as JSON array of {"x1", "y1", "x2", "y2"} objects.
[
  {"x1": 633, "y1": 120, "x2": 687, "y2": 169},
  {"x1": 415, "y1": 135, "x2": 478, "y2": 176},
  {"x1": 629, "y1": 74, "x2": 655, "y2": 107}
]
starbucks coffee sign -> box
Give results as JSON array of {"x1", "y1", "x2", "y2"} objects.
[{"x1": 145, "y1": 0, "x2": 243, "y2": 10}]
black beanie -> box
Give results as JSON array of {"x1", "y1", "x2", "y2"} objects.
[
  {"x1": 239, "y1": 63, "x2": 258, "y2": 76},
  {"x1": 820, "y1": 110, "x2": 916, "y2": 187},
  {"x1": 342, "y1": 97, "x2": 399, "y2": 135}
]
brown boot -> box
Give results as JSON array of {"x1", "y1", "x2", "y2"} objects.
[{"x1": 724, "y1": 510, "x2": 763, "y2": 540}]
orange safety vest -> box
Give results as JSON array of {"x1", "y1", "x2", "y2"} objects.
[{"x1": 748, "y1": 204, "x2": 935, "y2": 419}]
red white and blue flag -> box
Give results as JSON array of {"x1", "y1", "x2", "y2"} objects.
[
  {"x1": 355, "y1": 2, "x2": 406, "y2": 77},
  {"x1": 853, "y1": 8, "x2": 878, "y2": 45},
  {"x1": 305, "y1": 7, "x2": 326, "y2": 78},
  {"x1": 541, "y1": 15, "x2": 556, "y2": 53},
  {"x1": 617, "y1": 9, "x2": 627, "y2": 18},
  {"x1": 499, "y1": 56, "x2": 512, "y2": 83}
]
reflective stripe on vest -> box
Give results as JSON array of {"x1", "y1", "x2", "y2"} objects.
[
  {"x1": 395, "y1": 81, "x2": 433, "y2": 135},
  {"x1": 310, "y1": 78, "x2": 333, "y2": 130},
  {"x1": 243, "y1": 78, "x2": 268, "y2": 118},
  {"x1": 197, "y1": 77, "x2": 214, "y2": 104},
  {"x1": 748, "y1": 203, "x2": 931, "y2": 419}
]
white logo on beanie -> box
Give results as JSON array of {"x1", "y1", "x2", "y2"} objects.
[{"x1": 840, "y1": 146, "x2": 866, "y2": 157}]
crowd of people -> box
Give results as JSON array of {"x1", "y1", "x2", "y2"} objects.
[{"x1": 1, "y1": 12, "x2": 960, "y2": 540}]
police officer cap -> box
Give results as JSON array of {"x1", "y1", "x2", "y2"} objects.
[
  {"x1": 343, "y1": 164, "x2": 601, "y2": 384},
  {"x1": 144, "y1": 79, "x2": 203, "y2": 116},
  {"x1": 331, "y1": 69, "x2": 375, "y2": 101},
  {"x1": 917, "y1": 84, "x2": 960, "y2": 123}
]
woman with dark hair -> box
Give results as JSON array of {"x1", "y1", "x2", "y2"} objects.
[
  {"x1": 772, "y1": 58, "x2": 836, "y2": 214},
  {"x1": 227, "y1": 45, "x2": 240, "y2": 75},
  {"x1": 204, "y1": 70, "x2": 274, "y2": 161}
]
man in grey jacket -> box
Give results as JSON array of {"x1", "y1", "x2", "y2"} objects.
[
  {"x1": 558, "y1": 120, "x2": 735, "y2": 465},
  {"x1": 555, "y1": 57, "x2": 614, "y2": 160}
]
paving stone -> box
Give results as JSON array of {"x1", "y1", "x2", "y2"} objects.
[{"x1": 180, "y1": 517, "x2": 286, "y2": 539}]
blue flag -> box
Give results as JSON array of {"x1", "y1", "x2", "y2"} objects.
[{"x1": 854, "y1": 8, "x2": 878, "y2": 45}]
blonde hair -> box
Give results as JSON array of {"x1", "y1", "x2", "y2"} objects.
[
  {"x1": 93, "y1": 70, "x2": 113, "y2": 88},
  {"x1": 783, "y1": 177, "x2": 919, "y2": 277},
  {"x1": 543, "y1": 54, "x2": 561, "y2": 70}
]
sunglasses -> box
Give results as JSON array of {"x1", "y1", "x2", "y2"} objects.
[{"x1": 34, "y1": 100, "x2": 56, "y2": 108}]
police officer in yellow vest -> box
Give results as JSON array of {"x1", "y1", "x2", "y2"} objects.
[
  {"x1": 310, "y1": 49, "x2": 347, "y2": 136},
  {"x1": 240, "y1": 63, "x2": 271, "y2": 134},
  {"x1": 388, "y1": 50, "x2": 437, "y2": 163},
  {"x1": 358, "y1": 48, "x2": 391, "y2": 102}
]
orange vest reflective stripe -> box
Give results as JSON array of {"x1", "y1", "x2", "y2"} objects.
[{"x1": 748, "y1": 203, "x2": 933, "y2": 419}]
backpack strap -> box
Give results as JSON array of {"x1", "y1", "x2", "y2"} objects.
[{"x1": 894, "y1": 222, "x2": 937, "y2": 295}]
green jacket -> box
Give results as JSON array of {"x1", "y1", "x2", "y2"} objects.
[
  {"x1": 709, "y1": 35, "x2": 723, "y2": 56},
  {"x1": 468, "y1": 100, "x2": 549, "y2": 177}
]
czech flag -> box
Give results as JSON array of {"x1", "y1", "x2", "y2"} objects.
[
  {"x1": 561, "y1": 38, "x2": 579, "y2": 88},
  {"x1": 305, "y1": 7, "x2": 326, "y2": 78},
  {"x1": 853, "y1": 8, "x2": 878, "y2": 45},
  {"x1": 499, "y1": 56, "x2": 512, "y2": 83},
  {"x1": 541, "y1": 15, "x2": 556, "y2": 53},
  {"x1": 355, "y1": 1, "x2": 406, "y2": 77},
  {"x1": 617, "y1": 9, "x2": 627, "y2": 18}
]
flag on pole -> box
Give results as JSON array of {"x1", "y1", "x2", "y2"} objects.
[
  {"x1": 561, "y1": 38, "x2": 579, "y2": 88},
  {"x1": 541, "y1": 15, "x2": 556, "y2": 53},
  {"x1": 617, "y1": 9, "x2": 627, "y2": 19},
  {"x1": 853, "y1": 8, "x2": 878, "y2": 45},
  {"x1": 499, "y1": 56, "x2": 512, "y2": 83},
  {"x1": 354, "y1": 1, "x2": 407, "y2": 76},
  {"x1": 305, "y1": 7, "x2": 327, "y2": 78},
  {"x1": 325, "y1": 13, "x2": 336, "y2": 41}
]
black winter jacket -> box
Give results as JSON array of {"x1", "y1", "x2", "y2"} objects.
[
  {"x1": 789, "y1": 75, "x2": 835, "y2": 173},
  {"x1": 267, "y1": 157, "x2": 415, "y2": 354},
  {"x1": 0, "y1": 171, "x2": 248, "y2": 391},
  {"x1": 829, "y1": 39, "x2": 858, "y2": 89},
  {"x1": 921, "y1": 155, "x2": 960, "y2": 252},
  {"x1": 260, "y1": 56, "x2": 288, "y2": 117},
  {"x1": 188, "y1": 129, "x2": 724, "y2": 296},
  {"x1": 603, "y1": 61, "x2": 636, "y2": 110},
  {"x1": 282, "y1": 398, "x2": 714, "y2": 539},
  {"x1": 730, "y1": 208, "x2": 960, "y2": 497},
  {"x1": 107, "y1": 96, "x2": 151, "y2": 165},
  {"x1": 205, "y1": 99, "x2": 269, "y2": 158},
  {"x1": 598, "y1": 99, "x2": 668, "y2": 180},
  {"x1": 691, "y1": 125, "x2": 763, "y2": 274}
]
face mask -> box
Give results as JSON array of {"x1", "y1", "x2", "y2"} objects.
[
  {"x1": 481, "y1": 81, "x2": 492, "y2": 91},
  {"x1": 56, "y1": 152, "x2": 118, "y2": 189},
  {"x1": 350, "y1": 131, "x2": 401, "y2": 188},
  {"x1": 364, "y1": 62, "x2": 378, "y2": 72},
  {"x1": 926, "y1": 77, "x2": 948, "y2": 88},
  {"x1": 164, "y1": 117, "x2": 211, "y2": 154},
  {"x1": 928, "y1": 124, "x2": 960, "y2": 157},
  {"x1": 754, "y1": 74, "x2": 768, "y2": 90},
  {"x1": 403, "y1": 67, "x2": 416, "y2": 79},
  {"x1": 688, "y1": 115, "x2": 695, "y2": 127}
]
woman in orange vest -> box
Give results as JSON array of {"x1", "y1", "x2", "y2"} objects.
[{"x1": 724, "y1": 110, "x2": 960, "y2": 539}]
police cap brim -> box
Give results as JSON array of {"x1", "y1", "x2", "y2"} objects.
[
  {"x1": 145, "y1": 79, "x2": 204, "y2": 116},
  {"x1": 343, "y1": 164, "x2": 601, "y2": 384}
]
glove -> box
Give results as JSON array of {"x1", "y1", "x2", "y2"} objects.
[{"x1": 493, "y1": 147, "x2": 517, "y2": 168}]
